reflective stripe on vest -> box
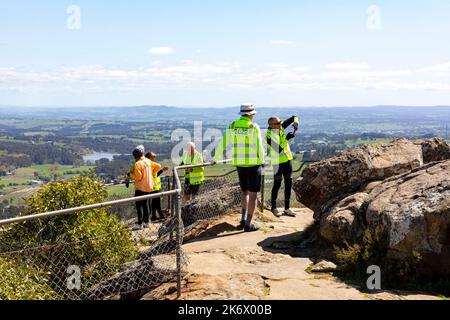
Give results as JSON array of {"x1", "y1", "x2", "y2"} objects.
[{"x1": 267, "y1": 128, "x2": 293, "y2": 165}]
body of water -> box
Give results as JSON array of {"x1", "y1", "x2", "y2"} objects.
[{"x1": 82, "y1": 152, "x2": 120, "y2": 164}]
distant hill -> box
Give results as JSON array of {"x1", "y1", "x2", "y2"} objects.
[
  {"x1": 1, "y1": 105, "x2": 450, "y2": 123},
  {"x1": 1, "y1": 106, "x2": 450, "y2": 138}
]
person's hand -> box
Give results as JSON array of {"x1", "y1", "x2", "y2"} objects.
[
  {"x1": 211, "y1": 160, "x2": 217, "y2": 165},
  {"x1": 293, "y1": 122, "x2": 298, "y2": 131},
  {"x1": 286, "y1": 132, "x2": 296, "y2": 140},
  {"x1": 186, "y1": 168, "x2": 193, "y2": 173},
  {"x1": 162, "y1": 166, "x2": 169, "y2": 172}
]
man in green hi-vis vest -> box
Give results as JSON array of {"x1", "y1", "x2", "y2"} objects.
[
  {"x1": 266, "y1": 115, "x2": 299, "y2": 218},
  {"x1": 214, "y1": 104, "x2": 265, "y2": 232}
]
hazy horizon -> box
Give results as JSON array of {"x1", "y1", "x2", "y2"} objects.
[{"x1": 1, "y1": 105, "x2": 450, "y2": 110}]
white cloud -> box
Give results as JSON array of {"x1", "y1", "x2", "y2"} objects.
[
  {"x1": 268, "y1": 63, "x2": 289, "y2": 68},
  {"x1": 270, "y1": 40, "x2": 292, "y2": 45},
  {"x1": 293, "y1": 66, "x2": 310, "y2": 72},
  {"x1": 418, "y1": 62, "x2": 450, "y2": 73},
  {"x1": 325, "y1": 62, "x2": 370, "y2": 70},
  {"x1": 148, "y1": 47, "x2": 176, "y2": 55},
  {"x1": 2, "y1": 62, "x2": 450, "y2": 99}
]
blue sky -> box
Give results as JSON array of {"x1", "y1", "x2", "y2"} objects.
[{"x1": 1, "y1": 0, "x2": 450, "y2": 107}]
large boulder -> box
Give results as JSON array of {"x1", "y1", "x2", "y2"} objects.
[
  {"x1": 365, "y1": 160, "x2": 450, "y2": 275},
  {"x1": 414, "y1": 137, "x2": 450, "y2": 163},
  {"x1": 294, "y1": 138, "x2": 423, "y2": 220},
  {"x1": 319, "y1": 192, "x2": 369, "y2": 244}
]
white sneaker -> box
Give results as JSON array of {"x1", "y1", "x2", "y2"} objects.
[
  {"x1": 143, "y1": 223, "x2": 150, "y2": 229},
  {"x1": 284, "y1": 208, "x2": 296, "y2": 217},
  {"x1": 271, "y1": 208, "x2": 283, "y2": 217},
  {"x1": 132, "y1": 224, "x2": 143, "y2": 231}
]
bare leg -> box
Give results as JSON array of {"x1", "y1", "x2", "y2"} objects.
[
  {"x1": 240, "y1": 191, "x2": 249, "y2": 223},
  {"x1": 246, "y1": 191, "x2": 258, "y2": 226},
  {"x1": 241, "y1": 191, "x2": 249, "y2": 211}
]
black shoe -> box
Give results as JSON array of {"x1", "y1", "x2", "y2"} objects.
[
  {"x1": 150, "y1": 216, "x2": 157, "y2": 222},
  {"x1": 237, "y1": 220, "x2": 246, "y2": 230},
  {"x1": 244, "y1": 224, "x2": 260, "y2": 232}
]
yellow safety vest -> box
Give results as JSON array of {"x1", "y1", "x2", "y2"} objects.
[
  {"x1": 182, "y1": 151, "x2": 205, "y2": 185},
  {"x1": 267, "y1": 128, "x2": 293, "y2": 165},
  {"x1": 214, "y1": 117, "x2": 264, "y2": 167},
  {"x1": 153, "y1": 175, "x2": 162, "y2": 191}
]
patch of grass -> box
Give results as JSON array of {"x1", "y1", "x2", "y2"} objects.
[
  {"x1": 305, "y1": 263, "x2": 314, "y2": 274},
  {"x1": 138, "y1": 236, "x2": 151, "y2": 247},
  {"x1": 333, "y1": 229, "x2": 450, "y2": 296},
  {"x1": 266, "y1": 278, "x2": 289, "y2": 282}
]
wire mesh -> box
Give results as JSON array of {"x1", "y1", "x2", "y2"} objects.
[
  {"x1": 0, "y1": 180, "x2": 183, "y2": 301},
  {"x1": 177, "y1": 167, "x2": 241, "y2": 235}
]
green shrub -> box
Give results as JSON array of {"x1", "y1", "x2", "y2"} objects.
[
  {"x1": 0, "y1": 256, "x2": 60, "y2": 300},
  {"x1": 334, "y1": 229, "x2": 387, "y2": 280},
  {"x1": 0, "y1": 175, "x2": 138, "y2": 296}
]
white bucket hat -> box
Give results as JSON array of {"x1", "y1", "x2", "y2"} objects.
[{"x1": 239, "y1": 104, "x2": 257, "y2": 116}]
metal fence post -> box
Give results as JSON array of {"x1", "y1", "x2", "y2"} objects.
[
  {"x1": 166, "y1": 177, "x2": 172, "y2": 212},
  {"x1": 260, "y1": 165, "x2": 265, "y2": 212},
  {"x1": 175, "y1": 189, "x2": 183, "y2": 299}
]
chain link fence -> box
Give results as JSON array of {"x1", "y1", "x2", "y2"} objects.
[
  {"x1": 0, "y1": 159, "x2": 313, "y2": 300},
  {"x1": 177, "y1": 166, "x2": 240, "y2": 233}
]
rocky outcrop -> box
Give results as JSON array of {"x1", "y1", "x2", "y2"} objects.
[
  {"x1": 293, "y1": 138, "x2": 424, "y2": 220},
  {"x1": 366, "y1": 160, "x2": 450, "y2": 275},
  {"x1": 293, "y1": 137, "x2": 450, "y2": 275}
]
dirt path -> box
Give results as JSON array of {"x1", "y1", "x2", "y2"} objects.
[{"x1": 145, "y1": 208, "x2": 439, "y2": 300}]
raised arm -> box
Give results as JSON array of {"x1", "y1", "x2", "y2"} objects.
[{"x1": 282, "y1": 115, "x2": 299, "y2": 130}]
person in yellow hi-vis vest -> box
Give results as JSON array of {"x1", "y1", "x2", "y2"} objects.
[
  {"x1": 146, "y1": 152, "x2": 169, "y2": 221},
  {"x1": 214, "y1": 104, "x2": 265, "y2": 232},
  {"x1": 180, "y1": 142, "x2": 205, "y2": 202},
  {"x1": 266, "y1": 115, "x2": 299, "y2": 218}
]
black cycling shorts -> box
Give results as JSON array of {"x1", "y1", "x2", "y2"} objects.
[{"x1": 237, "y1": 165, "x2": 262, "y2": 193}]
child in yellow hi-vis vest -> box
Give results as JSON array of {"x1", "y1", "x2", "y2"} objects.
[{"x1": 146, "y1": 152, "x2": 169, "y2": 221}]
